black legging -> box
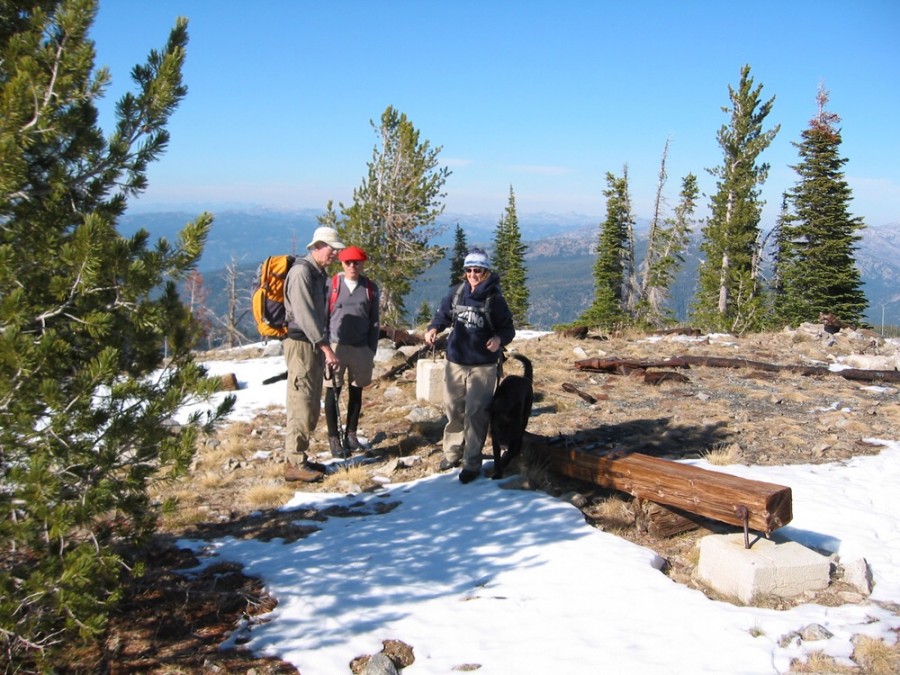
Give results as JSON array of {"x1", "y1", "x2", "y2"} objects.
[{"x1": 324, "y1": 384, "x2": 363, "y2": 437}]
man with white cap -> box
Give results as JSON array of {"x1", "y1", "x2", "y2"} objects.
[{"x1": 282, "y1": 226, "x2": 345, "y2": 482}]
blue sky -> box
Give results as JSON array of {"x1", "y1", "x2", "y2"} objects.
[{"x1": 90, "y1": 1, "x2": 900, "y2": 227}]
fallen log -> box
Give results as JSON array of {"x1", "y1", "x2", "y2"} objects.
[
  {"x1": 544, "y1": 445, "x2": 792, "y2": 534},
  {"x1": 576, "y1": 355, "x2": 900, "y2": 384}
]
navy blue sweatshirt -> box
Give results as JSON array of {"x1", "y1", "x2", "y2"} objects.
[{"x1": 428, "y1": 273, "x2": 515, "y2": 366}]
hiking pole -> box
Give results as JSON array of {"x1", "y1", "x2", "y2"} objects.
[{"x1": 325, "y1": 364, "x2": 346, "y2": 450}]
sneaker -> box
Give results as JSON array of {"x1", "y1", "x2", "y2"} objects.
[
  {"x1": 459, "y1": 468, "x2": 480, "y2": 484},
  {"x1": 344, "y1": 431, "x2": 360, "y2": 451},
  {"x1": 439, "y1": 458, "x2": 461, "y2": 471},
  {"x1": 284, "y1": 463, "x2": 324, "y2": 483},
  {"x1": 328, "y1": 436, "x2": 347, "y2": 459}
]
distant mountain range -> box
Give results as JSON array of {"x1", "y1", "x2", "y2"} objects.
[{"x1": 118, "y1": 209, "x2": 900, "y2": 331}]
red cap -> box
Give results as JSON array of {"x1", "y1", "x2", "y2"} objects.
[{"x1": 339, "y1": 246, "x2": 368, "y2": 262}]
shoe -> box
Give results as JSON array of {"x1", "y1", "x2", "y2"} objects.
[
  {"x1": 329, "y1": 436, "x2": 348, "y2": 459},
  {"x1": 344, "y1": 431, "x2": 360, "y2": 451},
  {"x1": 284, "y1": 463, "x2": 324, "y2": 483},
  {"x1": 459, "y1": 469, "x2": 480, "y2": 484},
  {"x1": 439, "y1": 458, "x2": 461, "y2": 471}
]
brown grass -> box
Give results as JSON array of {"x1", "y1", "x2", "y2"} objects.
[{"x1": 852, "y1": 635, "x2": 900, "y2": 675}]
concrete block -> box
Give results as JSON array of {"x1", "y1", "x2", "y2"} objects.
[
  {"x1": 416, "y1": 359, "x2": 445, "y2": 405},
  {"x1": 696, "y1": 533, "x2": 830, "y2": 604}
]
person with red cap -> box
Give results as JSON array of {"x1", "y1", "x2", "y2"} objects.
[{"x1": 324, "y1": 245, "x2": 380, "y2": 457}]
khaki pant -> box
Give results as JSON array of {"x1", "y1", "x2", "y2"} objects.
[
  {"x1": 284, "y1": 338, "x2": 324, "y2": 466},
  {"x1": 441, "y1": 361, "x2": 498, "y2": 472}
]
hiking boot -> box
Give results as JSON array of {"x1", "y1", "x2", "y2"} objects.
[
  {"x1": 459, "y1": 468, "x2": 480, "y2": 484},
  {"x1": 328, "y1": 436, "x2": 348, "y2": 459},
  {"x1": 343, "y1": 431, "x2": 360, "y2": 451},
  {"x1": 439, "y1": 457, "x2": 461, "y2": 471},
  {"x1": 284, "y1": 463, "x2": 324, "y2": 483}
]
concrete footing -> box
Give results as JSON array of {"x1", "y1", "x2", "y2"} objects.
[
  {"x1": 416, "y1": 359, "x2": 445, "y2": 405},
  {"x1": 696, "y1": 533, "x2": 830, "y2": 604}
]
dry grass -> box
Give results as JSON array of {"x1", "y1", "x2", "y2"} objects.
[
  {"x1": 243, "y1": 482, "x2": 296, "y2": 509},
  {"x1": 587, "y1": 495, "x2": 635, "y2": 534},
  {"x1": 789, "y1": 650, "x2": 857, "y2": 674},
  {"x1": 702, "y1": 442, "x2": 743, "y2": 465},
  {"x1": 852, "y1": 635, "x2": 900, "y2": 675},
  {"x1": 323, "y1": 463, "x2": 373, "y2": 491}
]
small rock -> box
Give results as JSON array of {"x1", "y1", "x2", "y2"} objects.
[
  {"x1": 365, "y1": 653, "x2": 398, "y2": 675},
  {"x1": 800, "y1": 623, "x2": 833, "y2": 641},
  {"x1": 842, "y1": 558, "x2": 873, "y2": 595}
]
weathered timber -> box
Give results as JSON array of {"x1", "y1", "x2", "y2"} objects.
[
  {"x1": 636, "y1": 499, "x2": 702, "y2": 538},
  {"x1": 561, "y1": 382, "x2": 597, "y2": 404},
  {"x1": 643, "y1": 371, "x2": 690, "y2": 385},
  {"x1": 576, "y1": 354, "x2": 900, "y2": 384},
  {"x1": 574, "y1": 357, "x2": 688, "y2": 373},
  {"x1": 544, "y1": 446, "x2": 792, "y2": 534}
]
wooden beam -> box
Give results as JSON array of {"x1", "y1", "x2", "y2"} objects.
[{"x1": 544, "y1": 445, "x2": 792, "y2": 534}]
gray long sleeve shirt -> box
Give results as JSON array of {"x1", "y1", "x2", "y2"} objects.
[{"x1": 284, "y1": 254, "x2": 329, "y2": 345}]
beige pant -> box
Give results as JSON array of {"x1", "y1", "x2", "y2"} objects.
[
  {"x1": 324, "y1": 343, "x2": 375, "y2": 388},
  {"x1": 442, "y1": 361, "x2": 498, "y2": 472},
  {"x1": 284, "y1": 338, "x2": 324, "y2": 466}
]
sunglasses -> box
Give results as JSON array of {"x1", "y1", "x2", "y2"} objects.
[
  {"x1": 342, "y1": 260, "x2": 363, "y2": 266},
  {"x1": 465, "y1": 267, "x2": 486, "y2": 274}
]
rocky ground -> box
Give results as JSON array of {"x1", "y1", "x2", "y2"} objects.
[{"x1": 76, "y1": 324, "x2": 900, "y2": 673}]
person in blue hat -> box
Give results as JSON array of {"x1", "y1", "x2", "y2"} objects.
[{"x1": 424, "y1": 248, "x2": 516, "y2": 483}]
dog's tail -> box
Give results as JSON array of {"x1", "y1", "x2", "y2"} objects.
[{"x1": 506, "y1": 353, "x2": 533, "y2": 381}]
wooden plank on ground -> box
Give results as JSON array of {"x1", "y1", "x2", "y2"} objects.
[{"x1": 544, "y1": 445, "x2": 792, "y2": 534}]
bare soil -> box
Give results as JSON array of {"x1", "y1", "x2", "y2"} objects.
[{"x1": 79, "y1": 325, "x2": 900, "y2": 673}]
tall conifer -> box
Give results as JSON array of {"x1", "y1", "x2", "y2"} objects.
[
  {"x1": 580, "y1": 170, "x2": 634, "y2": 328},
  {"x1": 692, "y1": 65, "x2": 779, "y2": 333},
  {"x1": 0, "y1": 2, "x2": 230, "y2": 664},
  {"x1": 340, "y1": 106, "x2": 450, "y2": 326},
  {"x1": 773, "y1": 87, "x2": 867, "y2": 326},
  {"x1": 492, "y1": 187, "x2": 529, "y2": 325},
  {"x1": 450, "y1": 223, "x2": 468, "y2": 286}
]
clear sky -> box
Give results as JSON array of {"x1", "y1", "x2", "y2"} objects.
[{"x1": 90, "y1": 1, "x2": 900, "y2": 228}]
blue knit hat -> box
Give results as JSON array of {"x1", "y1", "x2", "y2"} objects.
[{"x1": 463, "y1": 249, "x2": 490, "y2": 269}]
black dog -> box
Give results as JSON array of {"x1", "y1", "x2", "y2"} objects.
[{"x1": 489, "y1": 353, "x2": 533, "y2": 479}]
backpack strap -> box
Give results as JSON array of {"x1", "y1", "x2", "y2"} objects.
[
  {"x1": 328, "y1": 273, "x2": 343, "y2": 315},
  {"x1": 451, "y1": 282, "x2": 495, "y2": 333},
  {"x1": 329, "y1": 273, "x2": 376, "y2": 318}
]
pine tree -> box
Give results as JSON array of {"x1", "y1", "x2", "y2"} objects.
[
  {"x1": 340, "y1": 106, "x2": 450, "y2": 326},
  {"x1": 773, "y1": 86, "x2": 867, "y2": 326},
  {"x1": 414, "y1": 301, "x2": 433, "y2": 327},
  {"x1": 692, "y1": 65, "x2": 779, "y2": 334},
  {"x1": 449, "y1": 223, "x2": 467, "y2": 286},
  {"x1": 639, "y1": 167, "x2": 699, "y2": 326},
  {"x1": 579, "y1": 170, "x2": 634, "y2": 328},
  {"x1": 0, "y1": 3, "x2": 230, "y2": 664},
  {"x1": 492, "y1": 186, "x2": 529, "y2": 325}
]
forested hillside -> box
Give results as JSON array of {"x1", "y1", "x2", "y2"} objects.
[{"x1": 120, "y1": 210, "x2": 900, "y2": 337}]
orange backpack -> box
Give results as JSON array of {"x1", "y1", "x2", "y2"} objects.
[{"x1": 251, "y1": 255, "x2": 295, "y2": 339}]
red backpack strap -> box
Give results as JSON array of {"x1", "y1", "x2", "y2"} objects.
[{"x1": 328, "y1": 273, "x2": 342, "y2": 315}]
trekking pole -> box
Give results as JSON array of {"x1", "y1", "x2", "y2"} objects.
[{"x1": 324, "y1": 365, "x2": 345, "y2": 450}]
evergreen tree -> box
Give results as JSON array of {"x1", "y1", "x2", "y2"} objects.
[
  {"x1": 774, "y1": 86, "x2": 867, "y2": 326},
  {"x1": 449, "y1": 223, "x2": 467, "y2": 286},
  {"x1": 492, "y1": 186, "x2": 529, "y2": 325},
  {"x1": 0, "y1": 3, "x2": 231, "y2": 664},
  {"x1": 414, "y1": 301, "x2": 433, "y2": 327},
  {"x1": 340, "y1": 106, "x2": 450, "y2": 326},
  {"x1": 692, "y1": 65, "x2": 779, "y2": 334},
  {"x1": 579, "y1": 170, "x2": 634, "y2": 328},
  {"x1": 639, "y1": 170, "x2": 699, "y2": 326}
]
